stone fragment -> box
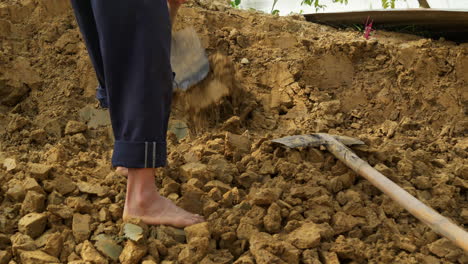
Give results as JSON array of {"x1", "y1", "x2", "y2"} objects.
[
  {"x1": 3, "y1": 158, "x2": 17, "y2": 172},
  {"x1": 72, "y1": 213, "x2": 91, "y2": 242},
  {"x1": 184, "y1": 222, "x2": 211, "y2": 243},
  {"x1": 76, "y1": 181, "x2": 107, "y2": 196},
  {"x1": 180, "y1": 162, "x2": 209, "y2": 182},
  {"x1": 95, "y1": 235, "x2": 123, "y2": 262},
  {"x1": 119, "y1": 241, "x2": 147, "y2": 264},
  {"x1": 47, "y1": 204, "x2": 73, "y2": 219},
  {"x1": 290, "y1": 186, "x2": 323, "y2": 199},
  {"x1": 204, "y1": 180, "x2": 231, "y2": 193},
  {"x1": 287, "y1": 222, "x2": 321, "y2": 249},
  {"x1": 321, "y1": 251, "x2": 340, "y2": 264},
  {"x1": 225, "y1": 132, "x2": 251, "y2": 158},
  {"x1": 250, "y1": 232, "x2": 299, "y2": 264},
  {"x1": 81, "y1": 240, "x2": 108, "y2": 264},
  {"x1": 18, "y1": 213, "x2": 47, "y2": 238},
  {"x1": 0, "y1": 234, "x2": 10, "y2": 250},
  {"x1": 108, "y1": 204, "x2": 123, "y2": 221},
  {"x1": 331, "y1": 212, "x2": 364, "y2": 234},
  {"x1": 65, "y1": 121, "x2": 87, "y2": 135},
  {"x1": 20, "y1": 191, "x2": 45, "y2": 215},
  {"x1": 49, "y1": 175, "x2": 76, "y2": 195},
  {"x1": 11, "y1": 233, "x2": 36, "y2": 255},
  {"x1": 141, "y1": 256, "x2": 158, "y2": 264},
  {"x1": 6, "y1": 183, "x2": 25, "y2": 202},
  {"x1": 123, "y1": 223, "x2": 145, "y2": 243},
  {"x1": 28, "y1": 163, "x2": 52, "y2": 180},
  {"x1": 264, "y1": 202, "x2": 282, "y2": 233},
  {"x1": 203, "y1": 199, "x2": 219, "y2": 216},
  {"x1": 19, "y1": 250, "x2": 60, "y2": 264},
  {"x1": 259, "y1": 160, "x2": 275, "y2": 175},
  {"x1": 249, "y1": 188, "x2": 282, "y2": 205},
  {"x1": 30, "y1": 129, "x2": 47, "y2": 144},
  {"x1": 428, "y1": 238, "x2": 461, "y2": 258},
  {"x1": 200, "y1": 249, "x2": 234, "y2": 264},
  {"x1": 147, "y1": 237, "x2": 165, "y2": 260},
  {"x1": 157, "y1": 226, "x2": 186, "y2": 245},
  {"x1": 43, "y1": 232, "x2": 63, "y2": 257},
  {"x1": 0, "y1": 250, "x2": 11, "y2": 264},
  {"x1": 233, "y1": 254, "x2": 255, "y2": 264},
  {"x1": 22, "y1": 177, "x2": 44, "y2": 194},
  {"x1": 237, "y1": 171, "x2": 260, "y2": 188},
  {"x1": 179, "y1": 237, "x2": 210, "y2": 263}
]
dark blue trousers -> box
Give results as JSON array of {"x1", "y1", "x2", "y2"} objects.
[{"x1": 71, "y1": 0, "x2": 173, "y2": 168}]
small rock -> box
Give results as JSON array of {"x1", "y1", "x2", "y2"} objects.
[
  {"x1": 259, "y1": 160, "x2": 275, "y2": 175},
  {"x1": 50, "y1": 175, "x2": 76, "y2": 195},
  {"x1": 20, "y1": 191, "x2": 45, "y2": 214},
  {"x1": 0, "y1": 250, "x2": 11, "y2": 264},
  {"x1": 81, "y1": 240, "x2": 108, "y2": 264},
  {"x1": 95, "y1": 235, "x2": 123, "y2": 262},
  {"x1": 264, "y1": 203, "x2": 282, "y2": 233},
  {"x1": 30, "y1": 129, "x2": 47, "y2": 144},
  {"x1": 427, "y1": 238, "x2": 461, "y2": 258},
  {"x1": 43, "y1": 232, "x2": 63, "y2": 257},
  {"x1": 237, "y1": 171, "x2": 260, "y2": 188},
  {"x1": 249, "y1": 187, "x2": 282, "y2": 205},
  {"x1": 179, "y1": 237, "x2": 210, "y2": 263},
  {"x1": 3, "y1": 158, "x2": 16, "y2": 172},
  {"x1": 123, "y1": 223, "x2": 145, "y2": 243},
  {"x1": 47, "y1": 204, "x2": 73, "y2": 219},
  {"x1": 148, "y1": 237, "x2": 165, "y2": 260},
  {"x1": 332, "y1": 212, "x2": 364, "y2": 234},
  {"x1": 0, "y1": 234, "x2": 10, "y2": 250},
  {"x1": 200, "y1": 249, "x2": 234, "y2": 264},
  {"x1": 6, "y1": 183, "x2": 25, "y2": 202},
  {"x1": 73, "y1": 213, "x2": 91, "y2": 242},
  {"x1": 287, "y1": 222, "x2": 321, "y2": 249},
  {"x1": 98, "y1": 208, "x2": 110, "y2": 222},
  {"x1": 19, "y1": 250, "x2": 60, "y2": 264},
  {"x1": 157, "y1": 226, "x2": 186, "y2": 244},
  {"x1": 321, "y1": 251, "x2": 340, "y2": 264},
  {"x1": 204, "y1": 180, "x2": 231, "y2": 193},
  {"x1": 241, "y1": 58, "x2": 249, "y2": 64},
  {"x1": 18, "y1": 213, "x2": 47, "y2": 238},
  {"x1": 28, "y1": 163, "x2": 52, "y2": 180},
  {"x1": 184, "y1": 222, "x2": 211, "y2": 243},
  {"x1": 180, "y1": 162, "x2": 209, "y2": 182},
  {"x1": 76, "y1": 181, "x2": 107, "y2": 196},
  {"x1": 22, "y1": 177, "x2": 44, "y2": 194},
  {"x1": 119, "y1": 241, "x2": 147, "y2": 264},
  {"x1": 108, "y1": 204, "x2": 123, "y2": 221},
  {"x1": 11, "y1": 233, "x2": 36, "y2": 255},
  {"x1": 65, "y1": 120, "x2": 87, "y2": 135}
]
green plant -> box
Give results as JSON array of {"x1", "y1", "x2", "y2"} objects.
[{"x1": 229, "y1": 0, "x2": 241, "y2": 8}]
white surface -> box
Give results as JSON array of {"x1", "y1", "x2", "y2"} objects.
[{"x1": 239, "y1": 0, "x2": 468, "y2": 15}]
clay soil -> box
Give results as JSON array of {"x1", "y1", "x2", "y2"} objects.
[{"x1": 0, "y1": 0, "x2": 467, "y2": 263}]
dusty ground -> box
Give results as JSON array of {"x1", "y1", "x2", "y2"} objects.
[{"x1": 0, "y1": 0, "x2": 467, "y2": 263}]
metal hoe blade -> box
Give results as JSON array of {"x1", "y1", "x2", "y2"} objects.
[
  {"x1": 271, "y1": 133, "x2": 365, "y2": 148},
  {"x1": 171, "y1": 27, "x2": 210, "y2": 92}
]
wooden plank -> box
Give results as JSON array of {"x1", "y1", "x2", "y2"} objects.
[{"x1": 304, "y1": 9, "x2": 468, "y2": 30}]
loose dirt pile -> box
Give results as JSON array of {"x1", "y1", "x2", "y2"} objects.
[{"x1": 1, "y1": 0, "x2": 467, "y2": 263}]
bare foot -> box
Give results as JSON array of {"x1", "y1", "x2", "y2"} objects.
[
  {"x1": 123, "y1": 195, "x2": 204, "y2": 228},
  {"x1": 115, "y1": 166, "x2": 128, "y2": 176},
  {"x1": 123, "y1": 168, "x2": 204, "y2": 228}
]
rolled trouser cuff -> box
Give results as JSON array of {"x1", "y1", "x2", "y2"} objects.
[{"x1": 112, "y1": 140, "x2": 167, "y2": 168}]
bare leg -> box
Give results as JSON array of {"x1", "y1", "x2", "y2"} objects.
[{"x1": 122, "y1": 168, "x2": 204, "y2": 227}]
